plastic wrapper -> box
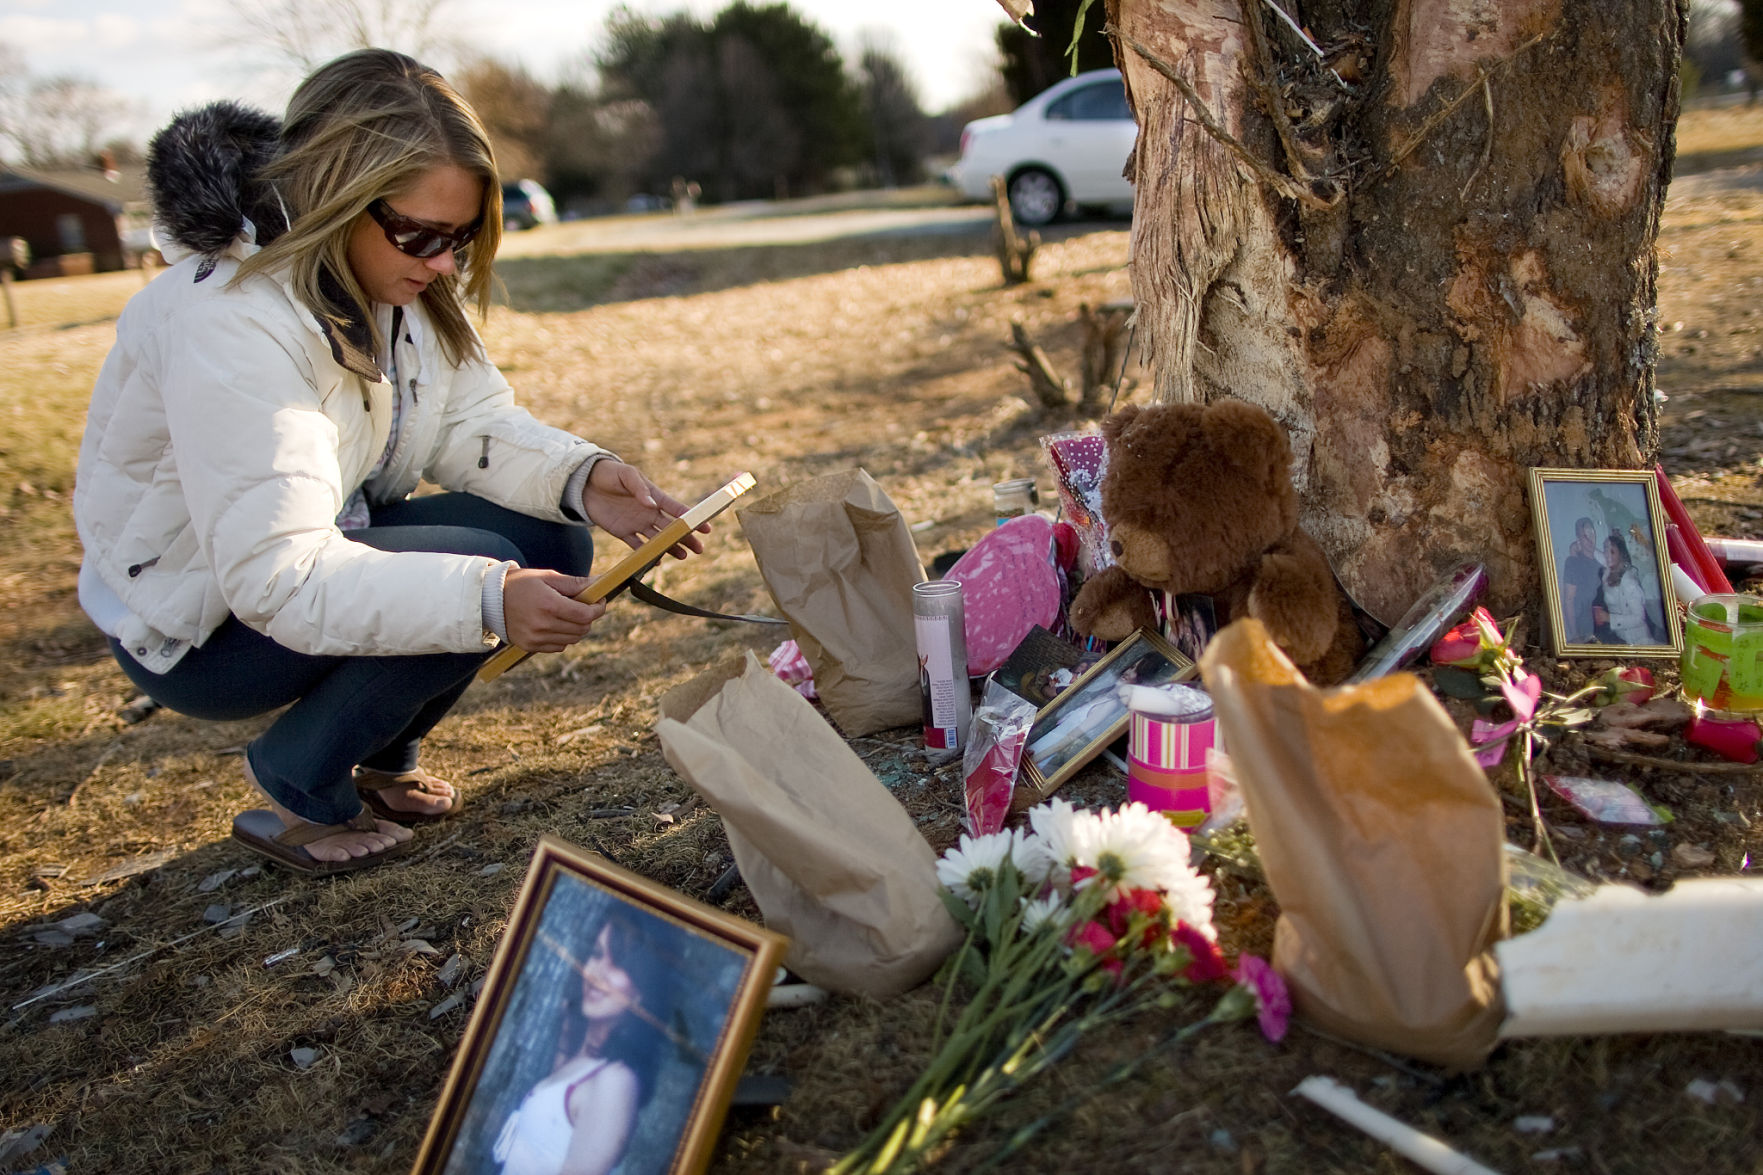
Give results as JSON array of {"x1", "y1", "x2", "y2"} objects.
[
  {"x1": 1502, "y1": 842, "x2": 1598, "y2": 936},
  {"x1": 1345, "y1": 562, "x2": 1487, "y2": 682},
  {"x1": 1541, "y1": 774, "x2": 1668, "y2": 827},
  {"x1": 1039, "y1": 431, "x2": 1112, "y2": 578},
  {"x1": 962, "y1": 678, "x2": 1037, "y2": 836}
]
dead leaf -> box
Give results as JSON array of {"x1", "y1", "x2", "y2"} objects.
[
  {"x1": 79, "y1": 849, "x2": 176, "y2": 886},
  {"x1": 1598, "y1": 697, "x2": 1693, "y2": 730},
  {"x1": 1582, "y1": 727, "x2": 1672, "y2": 750}
]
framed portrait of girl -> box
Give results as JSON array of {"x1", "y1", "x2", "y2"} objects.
[{"x1": 412, "y1": 835, "x2": 787, "y2": 1175}]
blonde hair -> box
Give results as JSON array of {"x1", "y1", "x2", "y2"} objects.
[{"x1": 237, "y1": 48, "x2": 503, "y2": 366}]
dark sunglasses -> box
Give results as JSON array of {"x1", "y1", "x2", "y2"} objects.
[{"x1": 366, "y1": 199, "x2": 482, "y2": 259}]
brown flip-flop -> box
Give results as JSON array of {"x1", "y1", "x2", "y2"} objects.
[
  {"x1": 352, "y1": 767, "x2": 460, "y2": 824},
  {"x1": 231, "y1": 808, "x2": 410, "y2": 875}
]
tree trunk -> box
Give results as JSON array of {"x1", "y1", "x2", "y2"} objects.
[{"x1": 1098, "y1": 0, "x2": 1682, "y2": 621}]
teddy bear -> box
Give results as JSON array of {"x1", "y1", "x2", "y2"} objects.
[{"x1": 1067, "y1": 399, "x2": 1364, "y2": 685}]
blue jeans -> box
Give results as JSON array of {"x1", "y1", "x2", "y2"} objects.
[{"x1": 109, "y1": 493, "x2": 593, "y2": 825}]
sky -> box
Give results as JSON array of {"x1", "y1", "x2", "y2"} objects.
[{"x1": 2, "y1": 0, "x2": 1013, "y2": 149}]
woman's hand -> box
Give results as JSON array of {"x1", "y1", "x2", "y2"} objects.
[
  {"x1": 581, "y1": 459, "x2": 708, "y2": 558},
  {"x1": 503, "y1": 568, "x2": 606, "y2": 651}
]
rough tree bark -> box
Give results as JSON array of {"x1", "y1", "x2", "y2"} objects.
[{"x1": 996, "y1": 0, "x2": 1683, "y2": 621}]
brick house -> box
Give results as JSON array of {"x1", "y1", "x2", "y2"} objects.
[{"x1": 0, "y1": 163, "x2": 150, "y2": 278}]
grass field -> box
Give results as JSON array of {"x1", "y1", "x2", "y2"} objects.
[{"x1": 2, "y1": 104, "x2": 1762, "y2": 1175}]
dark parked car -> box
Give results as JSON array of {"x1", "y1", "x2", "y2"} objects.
[{"x1": 501, "y1": 179, "x2": 556, "y2": 231}]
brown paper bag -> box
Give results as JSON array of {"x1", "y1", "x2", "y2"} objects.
[
  {"x1": 655, "y1": 652, "x2": 962, "y2": 997},
  {"x1": 737, "y1": 468, "x2": 925, "y2": 737},
  {"x1": 1199, "y1": 619, "x2": 1507, "y2": 1069}
]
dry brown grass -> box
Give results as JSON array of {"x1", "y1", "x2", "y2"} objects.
[{"x1": 3, "y1": 108, "x2": 1763, "y2": 1174}]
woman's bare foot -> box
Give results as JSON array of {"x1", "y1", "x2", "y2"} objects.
[
  {"x1": 354, "y1": 767, "x2": 457, "y2": 818},
  {"x1": 244, "y1": 762, "x2": 413, "y2": 863}
]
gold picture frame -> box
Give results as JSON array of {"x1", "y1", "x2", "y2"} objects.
[
  {"x1": 1528, "y1": 467, "x2": 1683, "y2": 658},
  {"x1": 1014, "y1": 627, "x2": 1196, "y2": 810},
  {"x1": 410, "y1": 834, "x2": 787, "y2": 1175}
]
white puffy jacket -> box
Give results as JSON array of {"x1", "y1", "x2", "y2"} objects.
[{"x1": 74, "y1": 236, "x2": 608, "y2": 674}]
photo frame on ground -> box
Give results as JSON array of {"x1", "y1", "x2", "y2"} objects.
[
  {"x1": 411, "y1": 835, "x2": 787, "y2": 1175},
  {"x1": 1529, "y1": 467, "x2": 1682, "y2": 658},
  {"x1": 1015, "y1": 628, "x2": 1195, "y2": 808}
]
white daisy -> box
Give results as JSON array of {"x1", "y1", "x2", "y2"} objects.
[
  {"x1": 1018, "y1": 894, "x2": 1070, "y2": 935},
  {"x1": 936, "y1": 829, "x2": 1020, "y2": 908},
  {"x1": 1091, "y1": 803, "x2": 1216, "y2": 937},
  {"x1": 1017, "y1": 798, "x2": 1108, "y2": 889}
]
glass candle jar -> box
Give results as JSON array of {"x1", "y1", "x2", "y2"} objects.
[
  {"x1": 991, "y1": 478, "x2": 1040, "y2": 526},
  {"x1": 913, "y1": 581, "x2": 972, "y2": 750},
  {"x1": 1680, "y1": 593, "x2": 1763, "y2": 715}
]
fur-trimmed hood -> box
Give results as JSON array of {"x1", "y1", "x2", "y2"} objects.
[{"x1": 146, "y1": 101, "x2": 289, "y2": 256}]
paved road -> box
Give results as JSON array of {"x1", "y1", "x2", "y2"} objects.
[{"x1": 496, "y1": 197, "x2": 999, "y2": 257}]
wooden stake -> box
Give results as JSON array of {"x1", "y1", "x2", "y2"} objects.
[
  {"x1": 1006, "y1": 320, "x2": 1069, "y2": 410},
  {"x1": 990, "y1": 175, "x2": 1039, "y2": 286}
]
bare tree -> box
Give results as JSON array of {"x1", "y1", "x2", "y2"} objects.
[
  {"x1": 0, "y1": 55, "x2": 134, "y2": 171},
  {"x1": 456, "y1": 58, "x2": 552, "y2": 182},
  {"x1": 222, "y1": 0, "x2": 462, "y2": 74},
  {"x1": 994, "y1": 0, "x2": 1681, "y2": 623}
]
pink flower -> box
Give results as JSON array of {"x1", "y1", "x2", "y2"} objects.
[
  {"x1": 1429, "y1": 607, "x2": 1502, "y2": 668},
  {"x1": 1594, "y1": 666, "x2": 1655, "y2": 706},
  {"x1": 1233, "y1": 954, "x2": 1291, "y2": 1042},
  {"x1": 1469, "y1": 718, "x2": 1518, "y2": 767},
  {"x1": 1171, "y1": 921, "x2": 1227, "y2": 984},
  {"x1": 1500, "y1": 670, "x2": 1541, "y2": 724},
  {"x1": 1067, "y1": 919, "x2": 1124, "y2": 977},
  {"x1": 1104, "y1": 886, "x2": 1167, "y2": 945}
]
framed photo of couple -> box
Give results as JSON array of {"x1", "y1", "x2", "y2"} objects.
[
  {"x1": 411, "y1": 835, "x2": 787, "y2": 1175},
  {"x1": 1529, "y1": 467, "x2": 1682, "y2": 658},
  {"x1": 1014, "y1": 627, "x2": 1195, "y2": 808}
]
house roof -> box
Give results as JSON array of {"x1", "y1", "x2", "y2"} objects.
[{"x1": 0, "y1": 164, "x2": 148, "y2": 212}]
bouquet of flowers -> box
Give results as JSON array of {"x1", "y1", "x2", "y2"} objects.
[{"x1": 831, "y1": 800, "x2": 1288, "y2": 1174}]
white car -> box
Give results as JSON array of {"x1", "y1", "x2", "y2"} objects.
[{"x1": 947, "y1": 68, "x2": 1137, "y2": 227}]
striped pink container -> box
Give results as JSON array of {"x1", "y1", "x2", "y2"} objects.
[{"x1": 1127, "y1": 687, "x2": 1217, "y2": 828}]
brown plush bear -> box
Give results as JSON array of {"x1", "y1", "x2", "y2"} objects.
[{"x1": 1068, "y1": 400, "x2": 1364, "y2": 685}]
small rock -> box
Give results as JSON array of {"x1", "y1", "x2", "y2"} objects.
[
  {"x1": 290, "y1": 1047, "x2": 319, "y2": 1070},
  {"x1": 1208, "y1": 1128, "x2": 1236, "y2": 1152},
  {"x1": 1533, "y1": 1148, "x2": 1583, "y2": 1162},
  {"x1": 1514, "y1": 1115, "x2": 1556, "y2": 1134},
  {"x1": 55, "y1": 912, "x2": 104, "y2": 936},
  {"x1": 197, "y1": 869, "x2": 236, "y2": 893},
  {"x1": 122, "y1": 792, "x2": 144, "y2": 806},
  {"x1": 48, "y1": 1005, "x2": 97, "y2": 1024},
  {"x1": 1686, "y1": 1078, "x2": 1745, "y2": 1105},
  {"x1": 1673, "y1": 844, "x2": 1717, "y2": 870}
]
